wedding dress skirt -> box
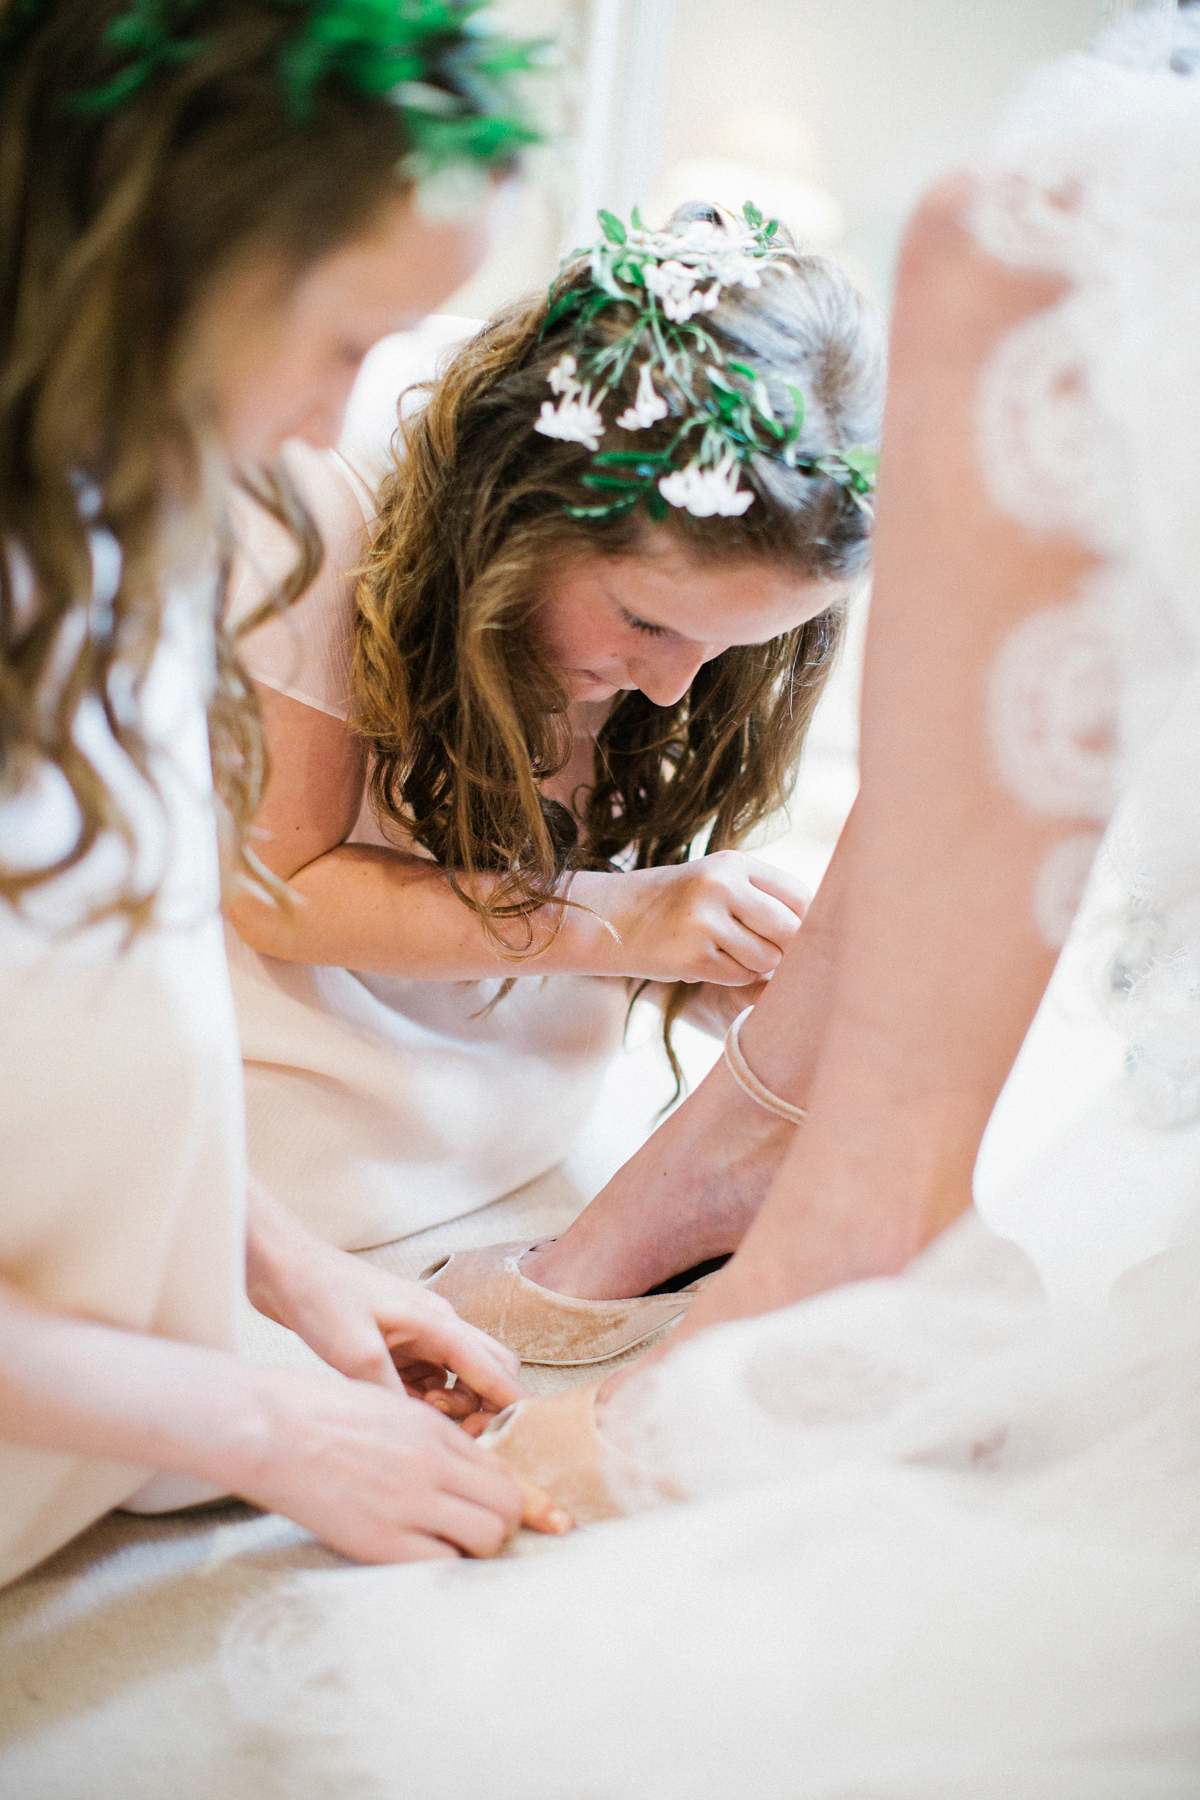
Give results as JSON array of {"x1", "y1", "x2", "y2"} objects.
[
  {"x1": 226, "y1": 1212, "x2": 1200, "y2": 1799},
  {"x1": 222, "y1": 15, "x2": 1200, "y2": 1791}
]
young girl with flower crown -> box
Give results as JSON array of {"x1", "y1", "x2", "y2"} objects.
[
  {"x1": 0, "y1": 0, "x2": 572, "y2": 1585},
  {"x1": 224, "y1": 202, "x2": 883, "y2": 1300}
]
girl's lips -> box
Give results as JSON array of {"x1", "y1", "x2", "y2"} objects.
[{"x1": 570, "y1": 669, "x2": 619, "y2": 695}]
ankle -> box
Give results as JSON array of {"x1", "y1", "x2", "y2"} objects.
[{"x1": 528, "y1": 1064, "x2": 798, "y2": 1302}]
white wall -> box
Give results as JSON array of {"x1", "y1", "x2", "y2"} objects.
[
  {"x1": 451, "y1": 1, "x2": 1114, "y2": 315},
  {"x1": 445, "y1": 0, "x2": 585, "y2": 319},
  {"x1": 659, "y1": 0, "x2": 1101, "y2": 301}
]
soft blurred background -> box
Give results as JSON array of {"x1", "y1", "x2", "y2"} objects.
[
  {"x1": 442, "y1": 0, "x2": 1183, "y2": 1289},
  {"x1": 457, "y1": 0, "x2": 1129, "y2": 321}
]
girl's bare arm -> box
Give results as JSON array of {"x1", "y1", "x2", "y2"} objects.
[
  {"x1": 0, "y1": 1270, "x2": 538, "y2": 1562},
  {"x1": 225, "y1": 681, "x2": 812, "y2": 985}
]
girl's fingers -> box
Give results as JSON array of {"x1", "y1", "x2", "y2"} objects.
[
  {"x1": 744, "y1": 862, "x2": 813, "y2": 917},
  {"x1": 473, "y1": 1334, "x2": 523, "y2": 1382},
  {"x1": 517, "y1": 1479, "x2": 574, "y2": 1537},
  {"x1": 425, "y1": 1492, "x2": 520, "y2": 1559},
  {"x1": 703, "y1": 948, "x2": 772, "y2": 986},
  {"x1": 379, "y1": 1533, "x2": 461, "y2": 1564},
  {"x1": 378, "y1": 1291, "x2": 525, "y2": 1407},
  {"x1": 328, "y1": 1327, "x2": 409, "y2": 1392},
  {"x1": 439, "y1": 1441, "x2": 527, "y2": 1527},
  {"x1": 727, "y1": 886, "x2": 807, "y2": 951},
  {"x1": 709, "y1": 921, "x2": 788, "y2": 979},
  {"x1": 417, "y1": 1386, "x2": 472, "y2": 1416},
  {"x1": 474, "y1": 1444, "x2": 575, "y2": 1537},
  {"x1": 408, "y1": 1297, "x2": 523, "y2": 1377},
  {"x1": 411, "y1": 1326, "x2": 527, "y2": 1413},
  {"x1": 420, "y1": 1382, "x2": 497, "y2": 1420}
]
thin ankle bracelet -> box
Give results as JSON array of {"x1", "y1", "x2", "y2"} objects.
[{"x1": 723, "y1": 1007, "x2": 808, "y2": 1124}]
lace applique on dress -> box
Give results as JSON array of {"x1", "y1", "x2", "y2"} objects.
[{"x1": 971, "y1": 8, "x2": 1200, "y2": 1115}]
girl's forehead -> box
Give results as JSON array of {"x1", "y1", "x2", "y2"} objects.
[{"x1": 559, "y1": 545, "x2": 837, "y2": 644}]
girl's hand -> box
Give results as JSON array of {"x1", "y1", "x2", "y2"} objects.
[
  {"x1": 239, "y1": 1183, "x2": 575, "y2": 1554},
  {"x1": 642, "y1": 977, "x2": 772, "y2": 1039},
  {"x1": 245, "y1": 1178, "x2": 525, "y2": 1422},
  {"x1": 232, "y1": 1365, "x2": 571, "y2": 1562},
  {"x1": 572, "y1": 853, "x2": 811, "y2": 986},
  {"x1": 0, "y1": 1274, "x2": 572, "y2": 1566}
]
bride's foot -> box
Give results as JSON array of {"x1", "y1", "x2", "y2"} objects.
[{"x1": 521, "y1": 1056, "x2": 798, "y2": 1302}]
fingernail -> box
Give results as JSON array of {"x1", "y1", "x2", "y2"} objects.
[{"x1": 545, "y1": 1506, "x2": 574, "y2": 1533}]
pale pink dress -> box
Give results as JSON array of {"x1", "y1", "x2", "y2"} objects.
[{"x1": 225, "y1": 334, "x2": 625, "y2": 1252}]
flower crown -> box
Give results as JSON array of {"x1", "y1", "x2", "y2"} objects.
[
  {"x1": 0, "y1": 0, "x2": 541, "y2": 178},
  {"x1": 535, "y1": 204, "x2": 879, "y2": 523}
]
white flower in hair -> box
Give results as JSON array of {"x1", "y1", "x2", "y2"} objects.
[
  {"x1": 535, "y1": 389, "x2": 605, "y2": 452},
  {"x1": 529, "y1": 204, "x2": 874, "y2": 527},
  {"x1": 643, "y1": 259, "x2": 721, "y2": 324},
  {"x1": 547, "y1": 353, "x2": 579, "y2": 396},
  {"x1": 673, "y1": 219, "x2": 722, "y2": 251},
  {"x1": 615, "y1": 361, "x2": 669, "y2": 432},
  {"x1": 717, "y1": 253, "x2": 764, "y2": 290},
  {"x1": 658, "y1": 452, "x2": 755, "y2": 518},
  {"x1": 664, "y1": 221, "x2": 767, "y2": 285}
]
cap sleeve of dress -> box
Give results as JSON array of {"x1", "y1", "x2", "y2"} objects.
[{"x1": 226, "y1": 442, "x2": 375, "y2": 724}]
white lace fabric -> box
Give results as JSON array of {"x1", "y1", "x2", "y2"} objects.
[
  {"x1": 975, "y1": 10, "x2": 1200, "y2": 1115},
  {"x1": 221, "y1": 19, "x2": 1200, "y2": 1795}
]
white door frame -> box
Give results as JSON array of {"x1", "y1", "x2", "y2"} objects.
[{"x1": 566, "y1": 0, "x2": 678, "y2": 246}]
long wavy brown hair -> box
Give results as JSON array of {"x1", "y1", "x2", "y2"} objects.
[
  {"x1": 0, "y1": 0, "x2": 437, "y2": 918},
  {"x1": 355, "y1": 207, "x2": 883, "y2": 1062}
]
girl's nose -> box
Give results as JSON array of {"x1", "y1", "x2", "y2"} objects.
[
  {"x1": 292, "y1": 404, "x2": 348, "y2": 452},
  {"x1": 292, "y1": 371, "x2": 362, "y2": 452},
  {"x1": 631, "y1": 641, "x2": 719, "y2": 708}
]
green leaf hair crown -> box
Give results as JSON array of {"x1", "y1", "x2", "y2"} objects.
[
  {"x1": 0, "y1": 0, "x2": 542, "y2": 178},
  {"x1": 536, "y1": 202, "x2": 879, "y2": 524}
]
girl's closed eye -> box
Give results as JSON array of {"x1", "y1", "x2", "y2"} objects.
[{"x1": 623, "y1": 608, "x2": 668, "y2": 638}]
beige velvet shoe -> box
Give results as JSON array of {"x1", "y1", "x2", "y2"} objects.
[
  {"x1": 419, "y1": 1238, "x2": 710, "y2": 1366},
  {"x1": 480, "y1": 1380, "x2": 627, "y2": 1522}
]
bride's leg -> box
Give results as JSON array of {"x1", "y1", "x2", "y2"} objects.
[
  {"x1": 666, "y1": 185, "x2": 1098, "y2": 1339},
  {"x1": 523, "y1": 822, "x2": 851, "y2": 1298}
]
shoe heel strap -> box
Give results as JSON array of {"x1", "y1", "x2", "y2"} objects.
[{"x1": 723, "y1": 1007, "x2": 807, "y2": 1124}]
